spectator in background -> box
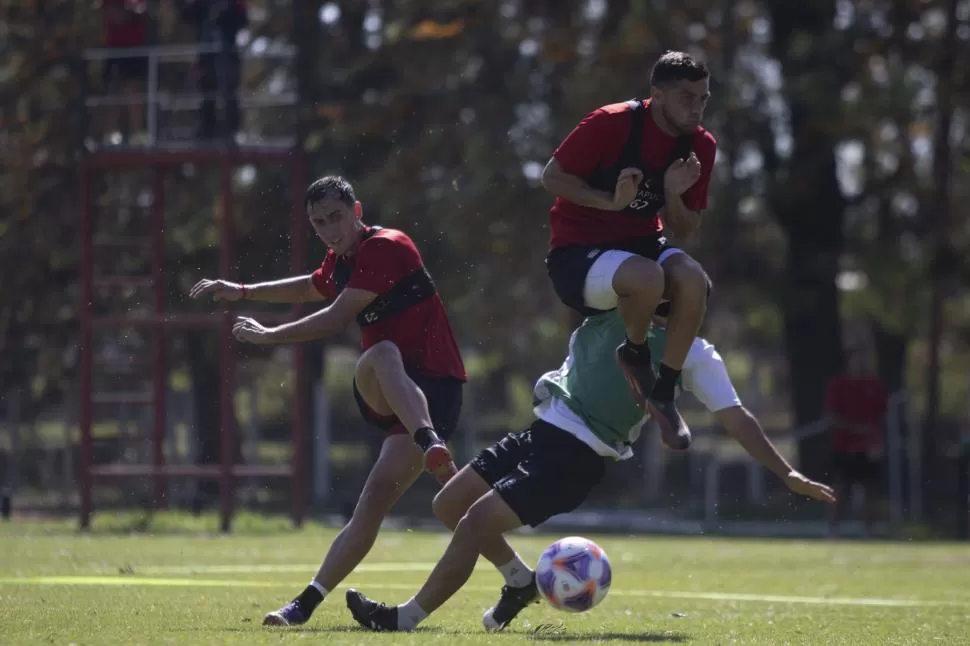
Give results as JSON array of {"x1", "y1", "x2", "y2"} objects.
[
  {"x1": 179, "y1": 0, "x2": 248, "y2": 141},
  {"x1": 99, "y1": 0, "x2": 149, "y2": 144},
  {"x1": 825, "y1": 348, "x2": 888, "y2": 537}
]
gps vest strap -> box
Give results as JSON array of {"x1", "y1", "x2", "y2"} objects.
[
  {"x1": 585, "y1": 99, "x2": 695, "y2": 219},
  {"x1": 332, "y1": 226, "x2": 438, "y2": 327},
  {"x1": 356, "y1": 267, "x2": 437, "y2": 327}
]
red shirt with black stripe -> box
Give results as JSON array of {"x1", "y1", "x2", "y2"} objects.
[
  {"x1": 311, "y1": 227, "x2": 467, "y2": 381},
  {"x1": 825, "y1": 375, "x2": 887, "y2": 454},
  {"x1": 548, "y1": 99, "x2": 717, "y2": 247}
]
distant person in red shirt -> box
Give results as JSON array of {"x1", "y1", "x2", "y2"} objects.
[
  {"x1": 190, "y1": 175, "x2": 467, "y2": 625},
  {"x1": 99, "y1": 0, "x2": 149, "y2": 143},
  {"x1": 825, "y1": 349, "x2": 888, "y2": 537},
  {"x1": 540, "y1": 51, "x2": 716, "y2": 453}
]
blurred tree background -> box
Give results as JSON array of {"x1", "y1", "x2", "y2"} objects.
[{"x1": 1, "y1": 0, "x2": 969, "y2": 531}]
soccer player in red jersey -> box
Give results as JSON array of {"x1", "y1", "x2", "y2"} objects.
[
  {"x1": 824, "y1": 349, "x2": 888, "y2": 537},
  {"x1": 190, "y1": 175, "x2": 468, "y2": 625},
  {"x1": 540, "y1": 51, "x2": 716, "y2": 452}
]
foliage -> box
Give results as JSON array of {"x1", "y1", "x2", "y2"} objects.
[{"x1": 1, "y1": 0, "x2": 968, "y2": 471}]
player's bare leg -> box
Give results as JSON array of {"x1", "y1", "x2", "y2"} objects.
[
  {"x1": 612, "y1": 256, "x2": 675, "y2": 442},
  {"x1": 263, "y1": 434, "x2": 423, "y2": 626},
  {"x1": 355, "y1": 340, "x2": 457, "y2": 483},
  {"x1": 613, "y1": 255, "x2": 666, "y2": 351},
  {"x1": 347, "y1": 490, "x2": 524, "y2": 631},
  {"x1": 645, "y1": 252, "x2": 709, "y2": 450},
  {"x1": 431, "y1": 467, "x2": 539, "y2": 630}
]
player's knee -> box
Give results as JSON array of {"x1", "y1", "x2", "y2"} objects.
[
  {"x1": 665, "y1": 255, "x2": 709, "y2": 302},
  {"x1": 453, "y1": 502, "x2": 495, "y2": 546},
  {"x1": 355, "y1": 340, "x2": 403, "y2": 376},
  {"x1": 431, "y1": 489, "x2": 462, "y2": 528},
  {"x1": 612, "y1": 255, "x2": 664, "y2": 300}
]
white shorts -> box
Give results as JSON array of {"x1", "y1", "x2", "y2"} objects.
[
  {"x1": 681, "y1": 337, "x2": 742, "y2": 412},
  {"x1": 582, "y1": 248, "x2": 685, "y2": 311}
]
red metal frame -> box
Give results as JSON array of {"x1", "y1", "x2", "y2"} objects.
[{"x1": 78, "y1": 146, "x2": 310, "y2": 532}]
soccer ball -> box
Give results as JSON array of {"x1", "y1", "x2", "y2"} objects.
[{"x1": 535, "y1": 536, "x2": 612, "y2": 613}]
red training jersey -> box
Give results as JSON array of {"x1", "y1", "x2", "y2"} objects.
[
  {"x1": 548, "y1": 99, "x2": 717, "y2": 248},
  {"x1": 311, "y1": 227, "x2": 467, "y2": 382},
  {"x1": 102, "y1": 0, "x2": 148, "y2": 48},
  {"x1": 825, "y1": 375, "x2": 888, "y2": 454}
]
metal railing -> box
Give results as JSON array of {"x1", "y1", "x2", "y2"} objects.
[
  {"x1": 702, "y1": 390, "x2": 912, "y2": 530},
  {"x1": 83, "y1": 42, "x2": 297, "y2": 146}
]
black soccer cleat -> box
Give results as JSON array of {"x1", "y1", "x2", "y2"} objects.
[
  {"x1": 346, "y1": 588, "x2": 401, "y2": 632},
  {"x1": 482, "y1": 575, "x2": 540, "y2": 631},
  {"x1": 647, "y1": 398, "x2": 691, "y2": 451}
]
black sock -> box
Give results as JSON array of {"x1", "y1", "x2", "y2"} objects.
[
  {"x1": 413, "y1": 426, "x2": 440, "y2": 452},
  {"x1": 295, "y1": 585, "x2": 324, "y2": 614},
  {"x1": 652, "y1": 363, "x2": 681, "y2": 401},
  {"x1": 622, "y1": 337, "x2": 652, "y2": 364}
]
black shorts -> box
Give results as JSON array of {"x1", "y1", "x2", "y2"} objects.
[
  {"x1": 352, "y1": 366, "x2": 463, "y2": 441},
  {"x1": 103, "y1": 56, "x2": 149, "y2": 84},
  {"x1": 470, "y1": 419, "x2": 608, "y2": 528},
  {"x1": 546, "y1": 234, "x2": 675, "y2": 317},
  {"x1": 832, "y1": 452, "x2": 882, "y2": 485}
]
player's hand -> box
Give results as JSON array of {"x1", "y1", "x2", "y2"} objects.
[
  {"x1": 784, "y1": 470, "x2": 837, "y2": 503},
  {"x1": 232, "y1": 316, "x2": 278, "y2": 344},
  {"x1": 664, "y1": 153, "x2": 702, "y2": 197},
  {"x1": 612, "y1": 167, "x2": 643, "y2": 210},
  {"x1": 189, "y1": 278, "x2": 245, "y2": 302}
]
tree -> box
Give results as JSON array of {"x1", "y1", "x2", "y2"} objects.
[{"x1": 765, "y1": 0, "x2": 850, "y2": 474}]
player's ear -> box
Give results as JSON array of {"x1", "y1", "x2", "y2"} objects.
[{"x1": 353, "y1": 200, "x2": 363, "y2": 220}]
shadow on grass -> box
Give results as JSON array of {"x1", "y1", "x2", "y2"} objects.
[
  {"x1": 516, "y1": 621, "x2": 690, "y2": 643},
  {"x1": 213, "y1": 624, "x2": 484, "y2": 636},
  {"x1": 200, "y1": 622, "x2": 691, "y2": 642},
  {"x1": 529, "y1": 632, "x2": 690, "y2": 643}
]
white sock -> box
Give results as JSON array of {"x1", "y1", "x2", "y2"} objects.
[
  {"x1": 497, "y1": 554, "x2": 533, "y2": 588},
  {"x1": 309, "y1": 580, "x2": 328, "y2": 598},
  {"x1": 397, "y1": 597, "x2": 428, "y2": 630}
]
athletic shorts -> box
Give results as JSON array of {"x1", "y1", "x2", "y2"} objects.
[
  {"x1": 545, "y1": 234, "x2": 684, "y2": 317},
  {"x1": 470, "y1": 419, "x2": 608, "y2": 528},
  {"x1": 831, "y1": 452, "x2": 882, "y2": 485},
  {"x1": 352, "y1": 366, "x2": 463, "y2": 441}
]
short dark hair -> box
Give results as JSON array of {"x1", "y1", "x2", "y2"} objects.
[
  {"x1": 650, "y1": 51, "x2": 710, "y2": 87},
  {"x1": 305, "y1": 175, "x2": 356, "y2": 209}
]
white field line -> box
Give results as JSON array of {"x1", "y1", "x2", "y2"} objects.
[
  {"x1": 0, "y1": 565, "x2": 965, "y2": 608},
  {"x1": 133, "y1": 562, "x2": 474, "y2": 575}
]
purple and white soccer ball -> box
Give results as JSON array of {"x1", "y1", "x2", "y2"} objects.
[{"x1": 535, "y1": 536, "x2": 612, "y2": 613}]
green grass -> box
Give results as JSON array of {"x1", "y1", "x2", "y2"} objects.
[{"x1": 1, "y1": 513, "x2": 969, "y2": 644}]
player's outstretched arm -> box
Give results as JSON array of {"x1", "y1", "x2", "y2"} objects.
[
  {"x1": 714, "y1": 406, "x2": 836, "y2": 504},
  {"x1": 232, "y1": 287, "x2": 376, "y2": 345},
  {"x1": 683, "y1": 345, "x2": 835, "y2": 504},
  {"x1": 189, "y1": 275, "x2": 325, "y2": 304}
]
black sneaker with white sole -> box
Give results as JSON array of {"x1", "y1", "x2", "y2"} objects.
[
  {"x1": 483, "y1": 574, "x2": 540, "y2": 631},
  {"x1": 346, "y1": 588, "x2": 401, "y2": 632}
]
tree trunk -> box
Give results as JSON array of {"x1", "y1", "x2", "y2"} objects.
[
  {"x1": 922, "y1": 0, "x2": 959, "y2": 525},
  {"x1": 767, "y1": 1, "x2": 847, "y2": 476}
]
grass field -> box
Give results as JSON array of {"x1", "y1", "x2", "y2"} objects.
[{"x1": 1, "y1": 513, "x2": 969, "y2": 645}]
